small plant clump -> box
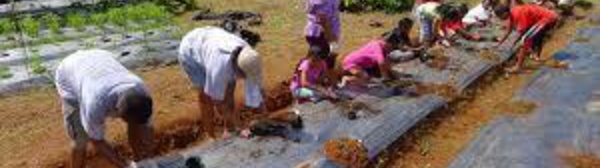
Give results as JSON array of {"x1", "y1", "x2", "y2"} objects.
[
  {"x1": 22, "y1": 15, "x2": 40, "y2": 38},
  {"x1": 0, "y1": 18, "x2": 14, "y2": 35},
  {"x1": 66, "y1": 13, "x2": 86, "y2": 32},
  {"x1": 0, "y1": 65, "x2": 12, "y2": 79},
  {"x1": 341, "y1": 0, "x2": 414, "y2": 13},
  {"x1": 29, "y1": 51, "x2": 47, "y2": 75},
  {"x1": 42, "y1": 13, "x2": 62, "y2": 35}
]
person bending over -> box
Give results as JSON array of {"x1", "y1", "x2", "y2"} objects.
[
  {"x1": 55, "y1": 49, "x2": 154, "y2": 168},
  {"x1": 178, "y1": 27, "x2": 266, "y2": 139}
]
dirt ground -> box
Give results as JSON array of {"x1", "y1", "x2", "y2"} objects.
[
  {"x1": 0, "y1": 0, "x2": 407, "y2": 167},
  {"x1": 372, "y1": 6, "x2": 600, "y2": 168},
  {"x1": 0, "y1": 1, "x2": 597, "y2": 168}
]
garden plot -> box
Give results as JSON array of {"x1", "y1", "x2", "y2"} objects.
[
  {"x1": 450, "y1": 27, "x2": 600, "y2": 168},
  {"x1": 0, "y1": 0, "x2": 96, "y2": 17},
  {"x1": 392, "y1": 26, "x2": 514, "y2": 93},
  {"x1": 0, "y1": 27, "x2": 180, "y2": 95},
  {"x1": 136, "y1": 26, "x2": 516, "y2": 168}
]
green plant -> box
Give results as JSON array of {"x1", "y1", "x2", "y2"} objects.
[
  {"x1": 341, "y1": 0, "x2": 414, "y2": 13},
  {"x1": 22, "y1": 15, "x2": 40, "y2": 38},
  {"x1": 42, "y1": 13, "x2": 62, "y2": 35},
  {"x1": 66, "y1": 13, "x2": 86, "y2": 31},
  {"x1": 107, "y1": 7, "x2": 128, "y2": 27},
  {"x1": 0, "y1": 18, "x2": 14, "y2": 35},
  {"x1": 29, "y1": 51, "x2": 47, "y2": 75},
  {"x1": 0, "y1": 65, "x2": 12, "y2": 79},
  {"x1": 89, "y1": 13, "x2": 108, "y2": 28}
]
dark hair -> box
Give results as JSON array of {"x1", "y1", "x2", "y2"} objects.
[
  {"x1": 383, "y1": 28, "x2": 402, "y2": 46},
  {"x1": 123, "y1": 91, "x2": 153, "y2": 124},
  {"x1": 494, "y1": 5, "x2": 510, "y2": 18},
  {"x1": 438, "y1": 3, "x2": 469, "y2": 21},
  {"x1": 308, "y1": 45, "x2": 327, "y2": 60},
  {"x1": 397, "y1": 18, "x2": 414, "y2": 31},
  {"x1": 240, "y1": 29, "x2": 261, "y2": 47}
]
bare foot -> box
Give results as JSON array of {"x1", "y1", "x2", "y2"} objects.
[{"x1": 505, "y1": 66, "x2": 521, "y2": 73}]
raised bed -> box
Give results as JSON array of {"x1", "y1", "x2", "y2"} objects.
[
  {"x1": 450, "y1": 27, "x2": 600, "y2": 168},
  {"x1": 0, "y1": 27, "x2": 180, "y2": 95},
  {"x1": 137, "y1": 25, "x2": 517, "y2": 168}
]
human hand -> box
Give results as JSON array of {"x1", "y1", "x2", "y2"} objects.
[{"x1": 126, "y1": 161, "x2": 138, "y2": 168}]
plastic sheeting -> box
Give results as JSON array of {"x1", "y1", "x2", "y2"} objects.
[
  {"x1": 0, "y1": 28, "x2": 180, "y2": 95},
  {"x1": 450, "y1": 26, "x2": 600, "y2": 168},
  {"x1": 139, "y1": 25, "x2": 515, "y2": 168}
]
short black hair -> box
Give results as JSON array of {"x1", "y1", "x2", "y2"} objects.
[
  {"x1": 494, "y1": 5, "x2": 510, "y2": 18},
  {"x1": 123, "y1": 90, "x2": 153, "y2": 124}
]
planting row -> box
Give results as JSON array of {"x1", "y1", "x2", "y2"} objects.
[{"x1": 0, "y1": 2, "x2": 173, "y2": 49}]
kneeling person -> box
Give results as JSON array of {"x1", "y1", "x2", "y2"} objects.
[{"x1": 55, "y1": 49, "x2": 154, "y2": 168}]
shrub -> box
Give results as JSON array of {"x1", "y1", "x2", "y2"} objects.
[
  {"x1": 341, "y1": 0, "x2": 414, "y2": 13},
  {"x1": 22, "y1": 15, "x2": 40, "y2": 38},
  {"x1": 66, "y1": 13, "x2": 86, "y2": 31},
  {"x1": 42, "y1": 13, "x2": 62, "y2": 35}
]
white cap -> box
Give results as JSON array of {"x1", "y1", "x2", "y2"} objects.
[{"x1": 237, "y1": 46, "x2": 263, "y2": 108}]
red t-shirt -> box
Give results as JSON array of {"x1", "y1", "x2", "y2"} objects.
[{"x1": 510, "y1": 4, "x2": 558, "y2": 34}]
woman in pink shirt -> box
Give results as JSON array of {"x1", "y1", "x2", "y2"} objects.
[{"x1": 341, "y1": 32, "x2": 402, "y2": 86}]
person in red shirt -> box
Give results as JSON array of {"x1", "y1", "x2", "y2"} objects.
[{"x1": 495, "y1": 4, "x2": 558, "y2": 73}]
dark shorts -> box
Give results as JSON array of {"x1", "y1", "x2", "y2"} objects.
[
  {"x1": 305, "y1": 34, "x2": 335, "y2": 69},
  {"x1": 523, "y1": 22, "x2": 556, "y2": 52}
]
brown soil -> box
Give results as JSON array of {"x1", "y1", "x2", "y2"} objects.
[
  {"x1": 562, "y1": 153, "x2": 600, "y2": 168},
  {"x1": 414, "y1": 83, "x2": 458, "y2": 100},
  {"x1": 323, "y1": 138, "x2": 369, "y2": 168}
]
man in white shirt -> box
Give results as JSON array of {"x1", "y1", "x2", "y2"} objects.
[
  {"x1": 178, "y1": 27, "x2": 265, "y2": 139},
  {"x1": 55, "y1": 49, "x2": 154, "y2": 168}
]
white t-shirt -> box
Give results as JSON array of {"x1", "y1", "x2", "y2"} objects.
[
  {"x1": 55, "y1": 49, "x2": 149, "y2": 140},
  {"x1": 462, "y1": 4, "x2": 492, "y2": 25},
  {"x1": 179, "y1": 27, "x2": 262, "y2": 107}
]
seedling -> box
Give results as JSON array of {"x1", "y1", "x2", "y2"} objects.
[
  {"x1": 30, "y1": 51, "x2": 46, "y2": 75},
  {"x1": 0, "y1": 18, "x2": 14, "y2": 35},
  {"x1": 22, "y1": 15, "x2": 40, "y2": 38},
  {"x1": 66, "y1": 13, "x2": 86, "y2": 32},
  {"x1": 42, "y1": 13, "x2": 62, "y2": 35},
  {"x1": 0, "y1": 65, "x2": 12, "y2": 79}
]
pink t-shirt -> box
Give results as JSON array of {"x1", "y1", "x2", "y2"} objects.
[
  {"x1": 290, "y1": 59, "x2": 328, "y2": 91},
  {"x1": 342, "y1": 40, "x2": 387, "y2": 71}
]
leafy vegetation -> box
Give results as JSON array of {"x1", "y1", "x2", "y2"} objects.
[
  {"x1": 0, "y1": 18, "x2": 14, "y2": 35},
  {"x1": 29, "y1": 51, "x2": 46, "y2": 75},
  {"x1": 42, "y1": 13, "x2": 62, "y2": 35},
  {"x1": 0, "y1": 65, "x2": 12, "y2": 79},
  {"x1": 22, "y1": 15, "x2": 40, "y2": 38},
  {"x1": 341, "y1": 0, "x2": 414, "y2": 13},
  {"x1": 66, "y1": 13, "x2": 86, "y2": 31}
]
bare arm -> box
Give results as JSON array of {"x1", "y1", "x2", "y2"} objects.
[
  {"x1": 380, "y1": 61, "x2": 395, "y2": 80},
  {"x1": 91, "y1": 139, "x2": 129, "y2": 168},
  {"x1": 497, "y1": 18, "x2": 514, "y2": 47}
]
